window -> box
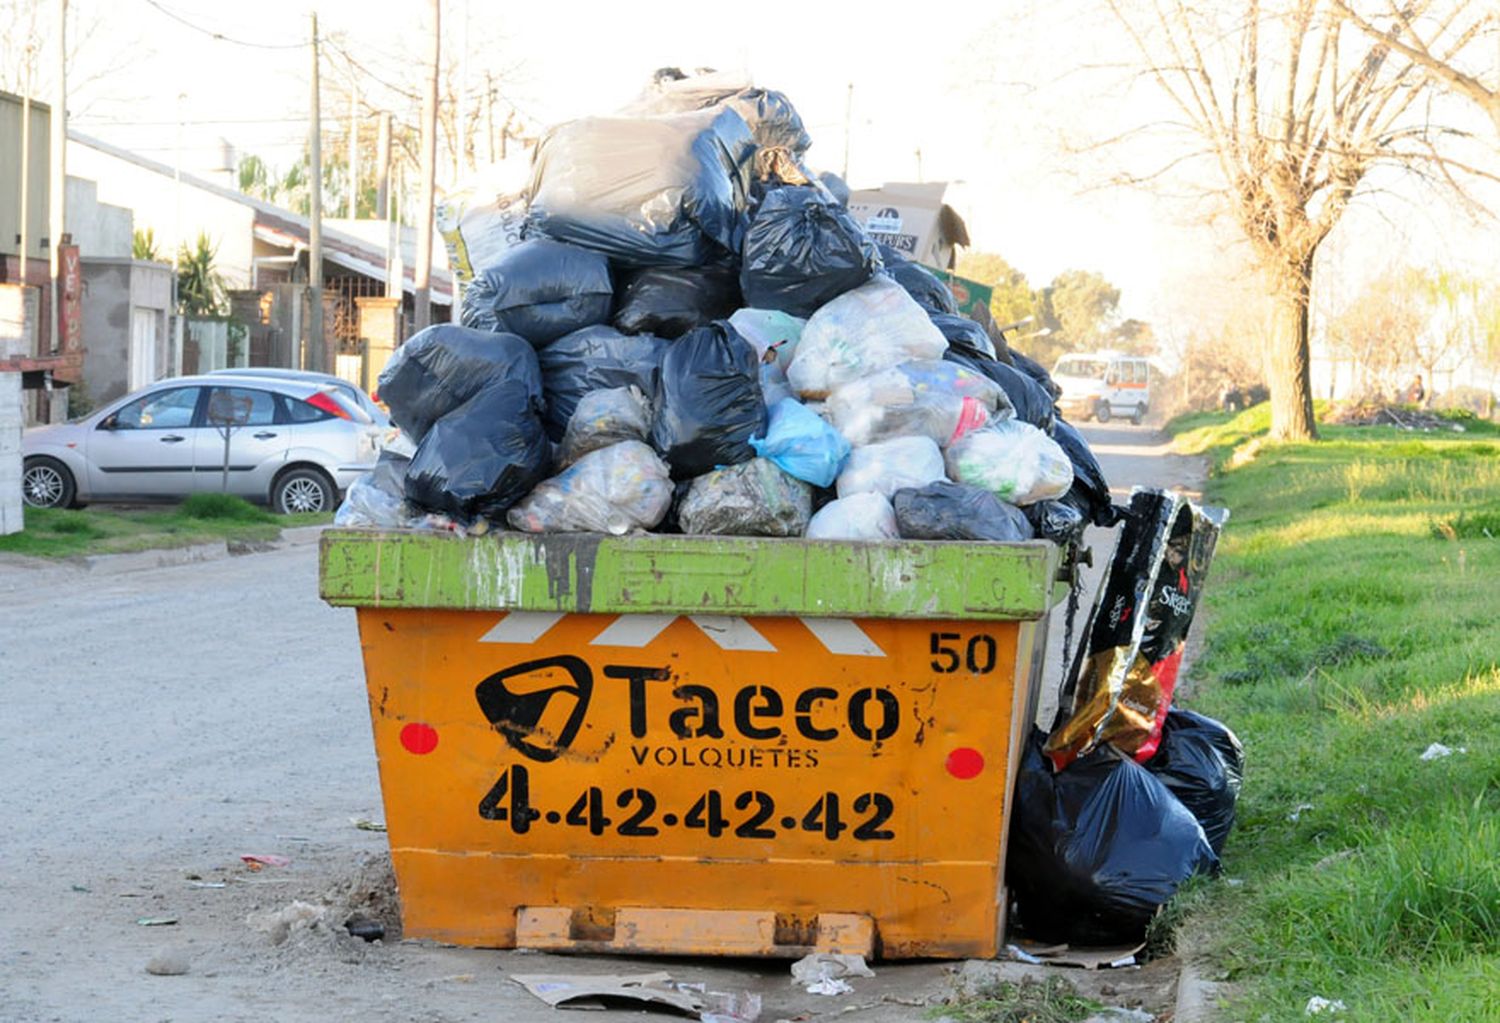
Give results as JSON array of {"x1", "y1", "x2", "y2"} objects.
[
  {"x1": 109, "y1": 387, "x2": 201, "y2": 430},
  {"x1": 1057, "y1": 359, "x2": 1107, "y2": 380},
  {"x1": 281, "y1": 395, "x2": 335, "y2": 423},
  {"x1": 205, "y1": 387, "x2": 276, "y2": 427}
]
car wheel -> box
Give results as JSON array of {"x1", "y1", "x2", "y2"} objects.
[
  {"x1": 272, "y1": 467, "x2": 335, "y2": 515},
  {"x1": 1131, "y1": 403, "x2": 1147, "y2": 426},
  {"x1": 1095, "y1": 401, "x2": 1112, "y2": 423},
  {"x1": 22, "y1": 457, "x2": 77, "y2": 509}
]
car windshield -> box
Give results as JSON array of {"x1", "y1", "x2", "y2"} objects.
[{"x1": 1056, "y1": 359, "x2": 1106, "y2": 379}]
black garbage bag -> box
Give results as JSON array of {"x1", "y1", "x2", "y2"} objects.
[
  {"x1": 930, "y1": 313, "x2": 997, "y2": 360},
  {"x1": 892, "y1": 481, "x2": 1034, "y2": 542},
  {"x1": 377, "y1": 325, "x2": 543, "y2": 442},
  {"x1": 878, "y1": 246, "x2": 958, "y2": 315},
  {"x1": 527, "y1": 107, "x2": 756, "y2": 268},
  {"x1": 1011, "y1": 349, "x2": 1062, "y2": 399},
  {"x1": 1051, "y1": 418, "x2": 1114, "y2": 526},
  {"x1": 1023, "y1": 498, "x2": 1088, "y2": 545},
  {"x1": 459, "y1": 238, "x2": 613, "y2": 347},
  {"x1": 818, "y1": 171, "x2": 851, "y2": 205},
  {"x1": 403, "y1": 378, "x2": 553, "y2": 523},
  {"x1": 650, "y1": 321, "x2": 767, "y2": 479},
  {"x1": 725, "y1": 87, "x2": 811, "y2": 154},
  {"x1": 944, "y1": 349, "x2": 1056, "y2": 431},
  {"x1": 1145, "y1": 710, "x2": 1245, "y2": 856},
  {"x1": 537, "y1": 326, "x2": 667, "y2": 443},
  {"x1": 1008, "y1": 730, "x2": 1219, "y2": 946},
  {"x1": 613, "y1": 265, "x2": 742, "y2": 340},
  {"x1": 739, "y1": 186, "x2": 878, "y2": 317}
]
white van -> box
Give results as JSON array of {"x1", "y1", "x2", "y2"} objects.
[{"x1": 1053, "y1": 353, "x2": 1153, "y2": 424}]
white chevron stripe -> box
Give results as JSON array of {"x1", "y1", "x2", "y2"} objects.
[
  {"x1": 801, "y1": 618, "x2": 886, "y2": 657},
  {"x1": 589, "y1": 613, "x2": 679, "y2": 648},
  {"x1": 688, "y1": 615, "x2": 777, "y2": 652},
  {"x1": 477, "y1": 611, "x2": 566, "y2": 644}
]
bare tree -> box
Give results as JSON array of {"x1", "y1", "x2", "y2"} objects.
[
  {"x1": 1336, "y1": 1, "x2": 1500, "y2": 136},
  {"x1": 1328, "y1": 271, "x2": 1423, "y2": 397},
  {"x1": 1104, "y1": 0, "x2": 1498, "y2": 440}
]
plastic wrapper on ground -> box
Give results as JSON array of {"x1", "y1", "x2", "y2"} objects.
[
  {"x1": 612, "y1": 265, "x2": 742, "y2": 340},
  {"x1": 560, "y1": 386, "x2": 652, "y2": 466},
  {"x1": 526, "y1": 107, "x2": 756, "y2": 267},
  {"x1": 827, "y1": 361, "x2": 1007, "y2": 448},
  {"x1": 1047, "y1": 489, "x2": 1228, "y2": 769},
  {"x1": 678, "y1": 458, "x2": 811, "y2": 537},
  {"x1": 944, "y1": 421, "x2": 1073, "y2": 506},
  {"x1": 403, "y1": 379, "x2": 552, "y2": 523},
  {"x1": 749, "y1": 397, "x2": 850, "y2": 488},
  {"x1": 892, "y1": 481, "x2": 1034, "y2": 542},
  {"x1": 649, "y1": 321, "x2": 767, "y2": 479},
  {"x1": 805, "y1": 491, "x2": 898, "y2": 540},
  {"x1": 506, "y1": 441, "x2": 672, "y2": 535},
  {"x1": 1145, "y1": 709, "x2": 1244, "y2": 856},
  {"x1": 460, "y1": 238, "x2": 613, "y2": 347},
  {"x1": 739, "y1": 186, "x2": 877, "y2": 317},
  {"x1": 788, "y1": 277, "x2": 948, "y2": 399},
  {"x1": 376, "y1": 325, "x2": 543, "y2": 443},
  {"x1": 1008, "y1": 730, "x2": 1219, "y2": 946},
  {"x1": 538, "y1": 326, "x2": 666, "y2": 443},
  {"x1": 835, "y1": 435, "x2": 945, "y2": 500},
  {"x1": 878, "y1": 247, "x2": 958, "y2": 315}
]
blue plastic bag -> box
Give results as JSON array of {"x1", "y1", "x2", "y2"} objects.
[{"x1": 750, "y1": 398, "x2": 850, "y2": 488}]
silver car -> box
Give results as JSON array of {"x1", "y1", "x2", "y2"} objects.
[
  {"x1": 22, "y1": 375, "x2": 384, "y2": 514},
  {"x1": 206, "y1": 368, "x2": 390, "y2": 428}
]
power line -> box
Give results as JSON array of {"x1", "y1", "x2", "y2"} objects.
[{"x1": 139, "y1": 0, "x2": 304, "y2": 50}]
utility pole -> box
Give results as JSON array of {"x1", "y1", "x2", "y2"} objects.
[
  {"x1": 413, "y1": 0, "x2": 440, "y2": 332},
  {"x1": 307, "y1": 11, "x2": 324, "y2": 372},
  {"x1": 914, "y1": 147, "x2": 923, "y2": 183},
  {"x1": 458, "y1": 0, "x2": 469, "y2": 175},
  {"x1": 18, "y1": 47, "x2": 32, "y2": 292},
  {"x1": 375, "y1": 111, "x2": 390, "y2": 219},
  {"x1": 346, "y1": 73, "x2": 359, "y2": 218},
  {"x1": 49, "y1": 0, "x2": 67, "y2": 356},
  {"x1": 841, "y1": 82, "x2": 853, "y2": 181}
]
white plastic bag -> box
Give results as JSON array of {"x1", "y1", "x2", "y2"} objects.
[
  {"x1": 728, "y1": 308, "x2": 805, "y2": 369},
  {"x1": 827, "y1": 361, "x2": 1006, "y2": 447},
  {"x1": 944, "y1": 420, "x2": 1074, "y2": 506},
  {"x1": 835, "y1": 435, "x2": 946, "y2": 499},
  {"x1": 787, "y1": 277, "x2": 948, "y2": 398},
  {"x1": 559, "y1": 386, "x2": 652, "y2": 465},
  {"x1": 507, "y1": 441, "x2": 672, "y2": 534},
  {"x1": 806, "y1": 492, "x2": 899, "y2": 540}
]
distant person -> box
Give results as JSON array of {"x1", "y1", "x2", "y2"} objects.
[{"x1": 1405, "y1": 374, "x2": 1425, "y2": 405}]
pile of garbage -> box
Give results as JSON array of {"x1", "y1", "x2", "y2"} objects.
[{"x1": 336, "y1": 71, "x2": 1117, "y2": 543}]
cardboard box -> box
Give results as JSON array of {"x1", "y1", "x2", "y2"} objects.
[{"x1": 847, "y1": 182, "x2": 971, "y2": 271}]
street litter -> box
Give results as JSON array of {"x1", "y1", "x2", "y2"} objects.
[
  {"x1": 240, "y1": 853, "x2": 291, "y2": 870},
  {"x1": 1289, "y1": 803, "x2": 1314, "y2": 822},
  {"x1": 790, "y1": 952, "x2": 874, "y2": 995},
  {"x1": 187, "y1": 881, "x2": 226, "y2": 889},
  {"x1": 344, "y1": 914, "x2": 385, "y2": 943},
  {"x1": 1305, "y1": 996, "x2": 1347, "y2": 1015},
  {"x1": 135, "y1": 916, "x2": 179, "y2": 926},
  {"x1": 1419, "y1": 742, "x2": 1466, "y2": 760},
  {"x1": 248, "y1": 900, "x2": 326, "y2": 946},
  {"x1": 512, "y1": 971, "x2": 704, "y2": 1014},
  {"x1": 350, "y1": 817, "x2": 387, "y2": 832},
  {"x1": 144, "y1": 947, "x2": 190, "y2": 977}
]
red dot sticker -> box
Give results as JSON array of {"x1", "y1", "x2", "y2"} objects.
[
  {"x1": 400, "y1": 722, "x2": 439, "y2": 755},
  {"x1": 946, "y1": 747, "x2": 985, "y2": 780}
]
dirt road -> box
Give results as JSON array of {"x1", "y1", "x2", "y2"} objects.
[{"x1": 0, "y1": 423, "x2": 1201, "y2": 1023}]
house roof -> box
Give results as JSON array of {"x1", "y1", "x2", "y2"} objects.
[{"x1": 68, "y1": 130, "x2": 453, "y2": 305}]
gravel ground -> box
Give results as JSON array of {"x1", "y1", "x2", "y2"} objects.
[{"x1": 0, "y1": 422, "x2": 1202, "y2": 1023}]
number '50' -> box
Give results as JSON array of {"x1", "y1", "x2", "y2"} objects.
[{"x1": 929, "y1": 632, "x2": 998, "y2": 674}]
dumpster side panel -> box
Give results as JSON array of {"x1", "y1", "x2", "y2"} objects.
[{"x1": 355, "y1": 606, "x2": 1040, "y2": 958}]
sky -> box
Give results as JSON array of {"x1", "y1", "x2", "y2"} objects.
[{"x1": 36, "y1": 0, "x2": 1500, "y2": 335}]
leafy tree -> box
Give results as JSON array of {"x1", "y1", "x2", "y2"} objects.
[
  {"x1": 176, "y1": 233, "x2": 228, "y2": 317},
  {"x1": 1047, "y1": 269, "x2": 1121, "y2": 350},
  {"x1": 132, "y1": 228, "x2": 162, "y2": 263}
]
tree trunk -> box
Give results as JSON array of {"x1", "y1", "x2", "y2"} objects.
[{"x1": 1267, "y1": 268, "x2": 1319, "y2": 441}]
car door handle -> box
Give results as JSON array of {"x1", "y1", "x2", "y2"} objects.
[
  {"x1": 160, "y1": 435, "x2": 186, "y2": 443},
  {"x1": 253, "y1": 431, "x2": 278, "y2": 440}
]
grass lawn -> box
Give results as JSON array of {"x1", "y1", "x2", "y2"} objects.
[
  {"x1": 0, "y1": 493, "x2": 330, "y2": 559},
  {"x1": 1165, "y1": 406, "x2": 1500, "y2": 1020}
]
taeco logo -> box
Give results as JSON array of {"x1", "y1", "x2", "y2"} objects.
[{"x1": 475, "y1": 656, "x2": 593, "y2": 762}]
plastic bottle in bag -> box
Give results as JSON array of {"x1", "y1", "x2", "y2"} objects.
[
  {"x1": 806, "y1": 491, "x2": 899, "y2": 540},
  {"x1": 788, "y1": 277, "x2": 948, "y2": 399},
  {"x1": 835, "y1": 435, "x2": 946, "y2": 499},
  {"x1": 678, "y1": 458, "x2": 812, "y2": 537},
  {"x1": 944, "y1": 420, "x2": 1074, "y2": 506},
  {"x1": 748, "y1": 397, "x2": 850, "y2": 489},
  {"x1": 559, "y1": 386, "x2": 653, "y2": 466},
  {"x1": 506, "y1": 440, "x2": 672, "y2": 535}
]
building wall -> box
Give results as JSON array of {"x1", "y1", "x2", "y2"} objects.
[
  {"x1": 0, "y1": 92, "x2": 51, "y2": 266},
  {"x1": 78, "y1": 258, "x2": 174, "y2": 406},
  {"x1": 67, "y1": 139, "x2": 257, "y2": 289},
  {"x1": 65, "y1": 177, "x2": 133, "y2": 259}
]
